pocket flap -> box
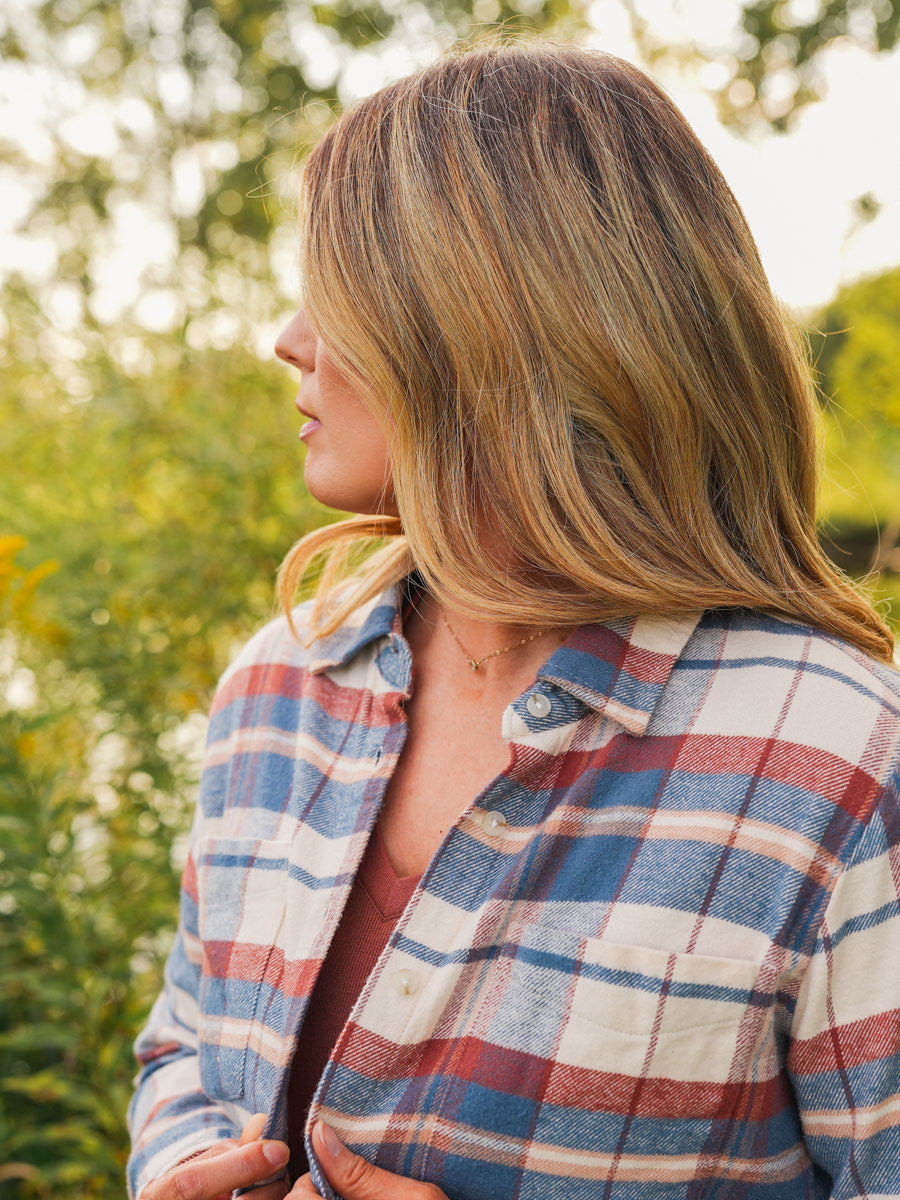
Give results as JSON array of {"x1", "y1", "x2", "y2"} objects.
[{"x1": 517, "y1": 920, "x2": 766, "y2": 1034}]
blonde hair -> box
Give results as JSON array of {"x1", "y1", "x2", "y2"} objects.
[{"x1": 276, "y1": 31, "x2": 896, "y2": 667}]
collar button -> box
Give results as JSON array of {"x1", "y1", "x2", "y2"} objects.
[{"x1": 526, "y1": 692, "x2": 552, "y2": 718}]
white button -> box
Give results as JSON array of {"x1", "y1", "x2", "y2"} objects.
[
  {"x1": 526, "y1": 692, "x2": 552, "y2": 718},
  {"x1": 482, "y1": 809, "x2": 507, "y2": 835},
  {"x1": 394, "y1": 968, "x2": 418, "y2": 996}
]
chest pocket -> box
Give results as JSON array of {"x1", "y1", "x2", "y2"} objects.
[
  {"x1": 509, "y1": 920, "x2": 769, "y2": 1089},
  {"x1": 194, "y1": 835, "x2": 292, "y2": 1101}
]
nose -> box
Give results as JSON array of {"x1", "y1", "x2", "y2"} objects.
[{"x1": 274, "y1": 310, "x2": 315, "y2": 371}]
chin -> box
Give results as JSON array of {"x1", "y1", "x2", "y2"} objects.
[{"x1": 303, "y1": 464, "x2": 384, "y2": 515}]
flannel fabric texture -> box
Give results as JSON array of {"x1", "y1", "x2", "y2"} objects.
[{"x1": 125, "y1": 572, "x2": 900, "y2": 1200}]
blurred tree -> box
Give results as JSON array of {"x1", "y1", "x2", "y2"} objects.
[
  {"x1": 718, "y1": 0, "x2": 900, "y2": 133},
  {"x1": 629, "y1": 0, "x2": 900, "y2": 135},
  {"x1": 0, "y1": 336, "x2": 337, "y2": 735},
  {"x1": 0, "y1": 0, "x2": 582, "y2": 382},
  {"x1": 4, "y1": 0, "x2": 898, "y2": 378},
  {"x1": 805, "y1": 263, "x2": 900, "y2": 595},
  {"x1": 0, "y1": 536, "x2": 139, "y2": 1199}
]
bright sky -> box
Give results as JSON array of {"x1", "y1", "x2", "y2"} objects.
[
  {"x1": 337, "y1": 2, "x2": 900, "y2": 317},
  {"x1": 651, "y1": 40, "x2": 900, "y2": 315},
  {"x1": 1, "y1": 0, "x2": 898, "y2": 341}
]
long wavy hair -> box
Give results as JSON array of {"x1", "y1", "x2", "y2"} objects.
[{"x1": 275, "y1": 31, "x2": 896, "y2": 667}]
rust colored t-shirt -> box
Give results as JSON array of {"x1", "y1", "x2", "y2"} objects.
[{"x1": 285, "y1": 818, "x2": 422, "y2": 1184}]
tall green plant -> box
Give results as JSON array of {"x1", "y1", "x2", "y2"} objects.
[
  {"x1": 0, "y1": 342, "x2": 332, "y2": 1198},
  {"x1": 0, "y1": 536, "x2": 142, "y2": 1198}
]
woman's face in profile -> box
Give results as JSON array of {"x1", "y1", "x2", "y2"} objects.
[{"x1": 274, "y1": 306, "x2": 398, "y2": 518}]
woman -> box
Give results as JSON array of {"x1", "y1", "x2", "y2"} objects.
[{"x1": 126, "y1": 33, "x2": 900, "y2": 1200}]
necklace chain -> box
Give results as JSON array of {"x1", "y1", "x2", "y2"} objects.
[{"x1": 440, "y1": 606, "x2": 558, "y2": 672}]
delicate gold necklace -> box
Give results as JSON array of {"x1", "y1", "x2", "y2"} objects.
[{"x1": 440, "y1": 606, "x2": 559, "y2": 672}]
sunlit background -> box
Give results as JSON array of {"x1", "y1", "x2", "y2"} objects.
[
  {"x1": 3, "y1": 1, "x2": 900, "y2": 360},
  {"x1": 1, "y1": 1, "x2": 898, "y2": 1195}
]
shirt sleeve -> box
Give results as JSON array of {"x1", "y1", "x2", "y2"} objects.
[
  {"x1": 125, "y1": 686, "x2": 241, "y2": 1200},
  {"x1": 786, "y1": 757, "x2": 900, "y2": 1199}
]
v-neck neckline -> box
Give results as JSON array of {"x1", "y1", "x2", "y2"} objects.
[
  {"x1": 371, "y1": 819, "x2": 420, "y2": 883},
  {"x1": 358, "y1": 821, "x2": 422, "y2": 919}
]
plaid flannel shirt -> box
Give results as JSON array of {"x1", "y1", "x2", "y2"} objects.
[{"x1": 126, "y1": 572, "x2": 900, "y2": 1200}]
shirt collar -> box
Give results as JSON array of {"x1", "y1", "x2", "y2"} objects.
[{"x1": 307, "y1": 572, "x2": 705, "y2": 737}]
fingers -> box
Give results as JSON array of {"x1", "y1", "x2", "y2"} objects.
[
  {"x1": 284, "y1": 1173, "x2": 320, "y2": 1199},
  {"x1": 186, "y1": 1141, "x2": 238, "y2": 1162},
  {"x1": 241, "y1": 1179, "x2": 292, "y2": 1200},
  {"x1": 239, "y1": 1114, "x2": 268, "y2": 1146},
  {"x1": 207, "y1": 1183, "x2": 289, "y2": 1200},
  {"x1": 153, "y1": 1139, "x2": 291, "y2": 1200}
]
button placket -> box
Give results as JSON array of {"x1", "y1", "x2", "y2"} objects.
[{"x1": 302, "y1": 703, "x2": 526, "y2": 1195}]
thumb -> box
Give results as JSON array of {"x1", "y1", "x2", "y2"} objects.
[
  {"x1": 312, "y1": 1119, "x2": 425, "y2": 1199},
  {"x1": 239, "y1": 1113, "x2": 268, "y2": 1145}
]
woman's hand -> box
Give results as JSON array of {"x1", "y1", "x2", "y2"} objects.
[
  {"x1": 287, "y1": 1120, "x2": 449, "y2": 1200},
  {"x1": 140, "y1": 1112, "x2": 291, "y2": 1200}
]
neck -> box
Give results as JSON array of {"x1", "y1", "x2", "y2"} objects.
[{"x1": 401, "y1": 576, "x2": 568, "y2": 687}]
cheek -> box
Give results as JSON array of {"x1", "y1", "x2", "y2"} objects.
[
  {"x1": 322, "y1": 397, "x2": 391, "y2": 481},
  {"x1": 312, "y1": 418, "x2": 388, "y2": 480},
  {"x1": 316, "y1": 344, "x2": 357, "y2": 402}
]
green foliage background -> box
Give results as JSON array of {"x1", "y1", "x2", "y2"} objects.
[{"x1": 1, "y1": 1, "x2": 899, "y2": 1194}]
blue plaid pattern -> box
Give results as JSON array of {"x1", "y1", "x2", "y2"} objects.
[{"x1": 126, "y1": 573, "x2": 900, "y2": 1200}]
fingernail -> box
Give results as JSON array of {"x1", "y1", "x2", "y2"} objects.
[
  {"x1": 317, "y1": 1121, "x2": 344, "y2": 1158},
  {"x1": 263, "y1": 1142, "x2": 290, "y2": 1167}
]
